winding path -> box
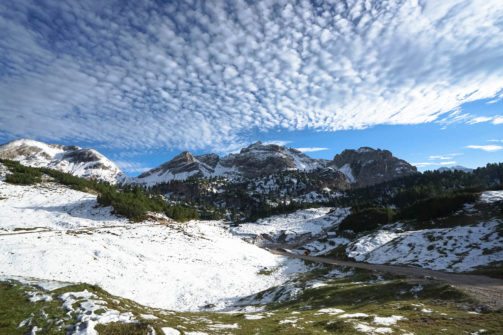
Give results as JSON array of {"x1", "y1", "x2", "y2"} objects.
[{"x1": 271, "y1": 249, "x2": 503, "y2": 310}]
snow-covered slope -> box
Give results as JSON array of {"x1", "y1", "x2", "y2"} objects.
[
  {"x1": 0, "y1": 139, "x2": 125, "y2": 184},
  {"x1": 0, "y1": 176, "x2": 307, "y2": 311},
  {"x1": 231, "y1": 207, "x2": 350, "y2": 246},
  {"x1": 346, "y1": 221, "x2": 503, "y2": 272},
  {"x1": 0, "y1": 181, "x2": 128, "y2": 232}
]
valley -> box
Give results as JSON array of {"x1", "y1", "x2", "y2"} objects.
[{"x1": 0, "y1": 140, "x2": 502, "y2": 334}]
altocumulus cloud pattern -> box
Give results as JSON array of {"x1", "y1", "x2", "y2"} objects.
[{"x1": 1, "y1": 0, "x2": 503, "y2": 150}]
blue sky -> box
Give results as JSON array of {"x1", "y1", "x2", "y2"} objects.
[{"x1": 0, "y1": 0, "x2": 502, "y2": 175}]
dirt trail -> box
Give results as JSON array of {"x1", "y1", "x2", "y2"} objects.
[{"x1": 271, "y1": 249, "x2": 503, "y2": 310}]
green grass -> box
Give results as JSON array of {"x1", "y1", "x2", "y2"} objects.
[
  {"x1": 1, "y1": 268, "x2": 503, "y2": 335},
  {"x1": 0, "y1": 282, "x2": 68, "y2": 335}
]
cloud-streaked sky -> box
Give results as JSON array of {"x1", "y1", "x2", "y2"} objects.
[{"x1": 1, "y1": 0, "x2": 502, "y2": 174}]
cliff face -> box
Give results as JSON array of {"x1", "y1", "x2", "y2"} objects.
[{"x1": 331, "y1": 147, "x2": 418, "y2": 187}]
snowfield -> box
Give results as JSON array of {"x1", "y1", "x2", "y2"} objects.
[
  {"x1": 347, "y1": 221, "x2": 503, "y2": 272},
  {"x1": 231, "y1": 207, "x2": 350, "y2": 245},
  {"x1": 0, "y1": 179, "x2": 307, "y2": 311},
  {"x1": 480, "y1": 190, "x2": 503, "y2": 204},
  {"x1": 0, "y1": 182, "x2": 128, "y2": 232}
]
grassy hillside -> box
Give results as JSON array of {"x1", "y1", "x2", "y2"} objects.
[{"x1": 1, "y1": 268, "x2": 502, "y2": 335}]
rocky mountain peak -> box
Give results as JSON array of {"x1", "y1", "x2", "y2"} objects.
[
  {"x1": 240, "y1": 141, "x2": 283, "y2": 154},
  {"x1": 219, "y1": 142, "x2": 323, "y2": 179},
  {"x1": 135, "y1": 142, "x2": 326, "y2": 184},
  {"x1": 195, "y1": 153, "x2": 220, "y2": 168},
  {"x1": 171, "y1": 151, "x2": 197, "y2": 164},
  {"x1": 137, "y1": 150, "x2": 215, "y2": 183},
  {"x1": 0, "y1": 139, "x2": 125, "y2": 184},
  {"x1": 332, "y1": 147, "x2": 417, "y2": 187}
]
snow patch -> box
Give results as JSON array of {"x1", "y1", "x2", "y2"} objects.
[
  {"x1": 316, "y1": 308, "x2": 345, "y2": 315},
  {"x1": 373, "y1": 315, "x2": 406, "y2": 326},
  {"x1": 60, "y1": 290, "x2": 136, "y2": 335},
  {"x1": 354, "y1": 323, "x2": 393, "y2": 334},
  {"x1": 339, "y1": 164, "x2": 355, "y2": 183},
  {"x1": 347, "y1": 230, "x2": 400, "y2": 261},
  {"x1": 339, "y1": 313, "x2": 369, "y2": 318},
  {"x1": 480, "y1": 190, "x2": 503, "y2": 203},
  {"x1": 162, "y1": 328, "x2": 181, "y2": 335}
]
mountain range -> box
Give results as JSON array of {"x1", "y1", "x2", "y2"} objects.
[{"x1": 0, "y1": 139, "x2": 418, "y2": 188}]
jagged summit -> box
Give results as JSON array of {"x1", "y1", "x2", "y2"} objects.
[
  {"x1": 134, "y1": 141, "x2": 326, "y2": 185},
  {"x1": 138, "y1": 150, "x2": 215, "y2": 182},
  {"x1": 0, "y1": 139, "x2": 126, "y2": 184},
  {"x1": 134, "y1": 143, "x2": 417, "y2": 187},
  {"x1": 331, "y1": 147, "x2": 417, "y2": 187}
]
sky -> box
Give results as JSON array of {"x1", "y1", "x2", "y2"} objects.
[{"x1": 0, "y1": 0, "x2": 502, "y2": 175}]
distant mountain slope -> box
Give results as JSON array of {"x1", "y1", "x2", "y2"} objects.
[
  {"x1": 0, "y1": 139, "x2": 125, "y2": 184},
  {"x1": 437, "y1": 165, "x2": 474, "y2": 173}
]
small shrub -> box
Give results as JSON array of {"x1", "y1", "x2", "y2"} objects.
[
  {"x1": 314, "y1": 319, "x2": 353, "y2": 332},
  {"x1": 2, "y1": 160, "x2": 42, "y2": 185},
  {"x1": 5, "y1": 172, "x2": 41, "y2": 185}
]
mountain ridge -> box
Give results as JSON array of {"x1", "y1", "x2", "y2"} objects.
[
  {"x1": 0, "y1": 139, "x2": 126, "y2": 184},
  {"x1": 135, "y1": 141, "x2": 418, "y2": 187},
  {"x1": 0, "y1": 139, "x2": 418, "y2": 188}
]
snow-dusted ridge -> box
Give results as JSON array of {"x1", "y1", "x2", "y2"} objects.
[
  {"x1": 0, "y1": 139, "x2": 126, "y2": 184},
  {"x1": 134, "y1": 141, "x2": 326, "y2": 185}
]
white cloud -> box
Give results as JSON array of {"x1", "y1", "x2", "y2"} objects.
[
  {"x1": 114, "y1": 161, "x2": 152, "y2": 174},
  {"x1": 428, "y1": 153, "x2": 462, "y2": 160},
  {"x1": 466, "y1": 115, "x2": 503, "y2": 125},
  {"x1": 466, "y1": 145, "x2": 503, "y2": 152},
  {"x1": 295, "y1": 147, "x2": 329, "y2": 153},
  {"x1": 413, "y1": 161, "x2": 457, "y2": 167},
  {"x1": 468, "y1": 116, "x2": 494, "y2": 124},
  {"x1": 1, "y1": 0, "x2": 503, "y2": 150}
]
